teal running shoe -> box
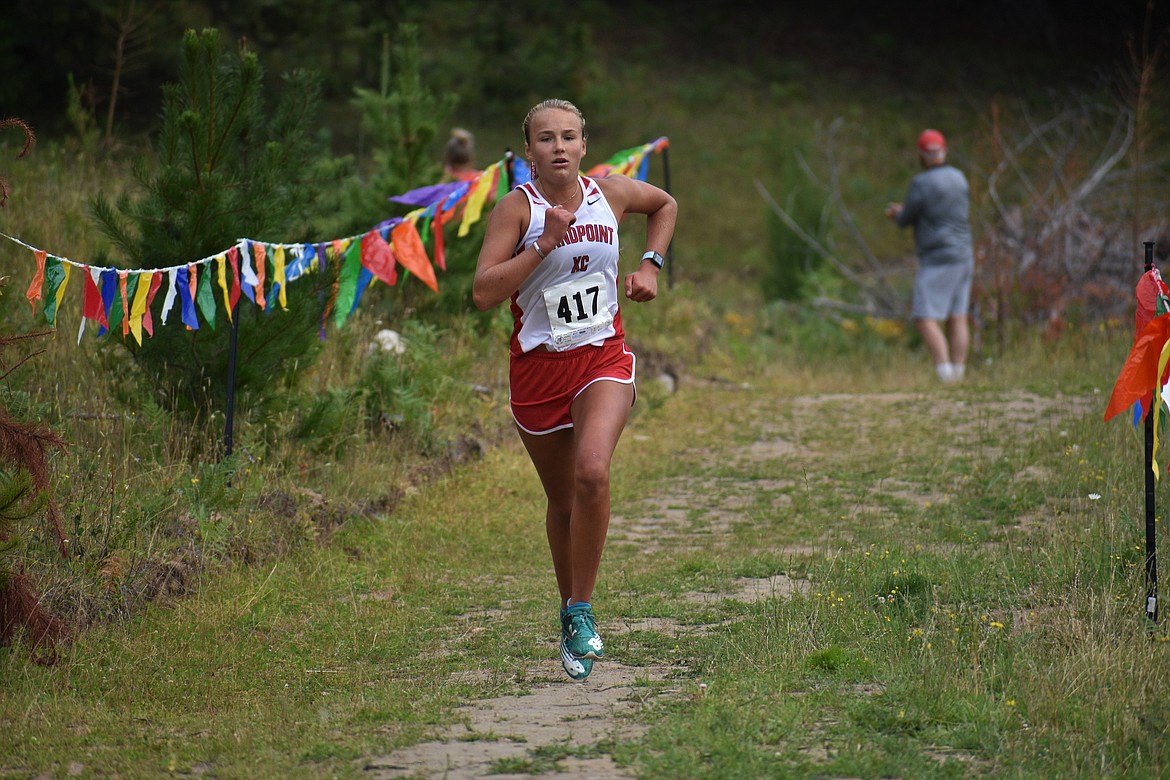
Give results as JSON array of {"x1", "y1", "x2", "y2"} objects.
[
  {"x1": 562, "y1": 604, "x2": 604, "y2": 659},
  {"x1": 560, "y1": 634, "x2": 593, "y2": 680}
]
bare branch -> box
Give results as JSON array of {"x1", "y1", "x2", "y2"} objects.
[
  {"x1": 754, "y1": 178, "x2": 902, "y2": 314},
  {"x1": 818, "y1": 119, "x2": 902, "y2": 306}
]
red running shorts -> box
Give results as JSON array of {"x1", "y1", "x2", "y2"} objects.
[{"x1": 509, "y1": 339, "x2": 636, "y2": 435}]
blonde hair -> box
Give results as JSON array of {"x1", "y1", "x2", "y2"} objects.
[
  {"x1": 444, "y1": 128, "x2": 475, "y2": 169},
  {"x1": 522, "y1": 98, "x2": 587, "y2": 144}
]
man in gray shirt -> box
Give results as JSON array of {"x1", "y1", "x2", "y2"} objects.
[{"x1": 885, "y1": 129, "x2": 975, "y2": 383}]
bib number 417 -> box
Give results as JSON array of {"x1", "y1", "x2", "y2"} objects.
[
  {"x1": 556, "y1": 285, "x2": 600, "y2": 324},
  {"x1": 541, "y1": 270, "x2": 612, "y2": 351}
]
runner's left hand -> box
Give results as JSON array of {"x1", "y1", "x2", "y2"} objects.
[{"x1": 625, "y1": 265, "x2": 658, "y2": 303}]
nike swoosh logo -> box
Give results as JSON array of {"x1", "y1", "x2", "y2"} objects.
[{"x1": 587, "y1": 195, "x2": 600, "y2": 205}]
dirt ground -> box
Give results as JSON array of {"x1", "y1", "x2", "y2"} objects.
[
  {"x1": 360, "y1": 592, "x2": 780, "y2": 780},
  {"x1": 358, "y1": 499, "x2": 800, "y2": 778}
]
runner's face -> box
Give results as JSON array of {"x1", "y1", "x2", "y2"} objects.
[{"x1": 525, "y1": 109, "x2": 585, "y2": 182}]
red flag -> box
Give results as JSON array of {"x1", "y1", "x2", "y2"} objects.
[
  {"x1": 1135, "y1": 268, "x2": 1170, "y2": 336},
  {"x1": 143, "y1": 272, "x2": 163, "y2": 337},
  {"x1": 360, "y1": 231, "x2": 397, "y2": 286},
  {"x1": 227, "y1": 246, "x2": 242, "y2": 312},
  {"x1": 119, "y1": 270, "x2": 130, "y2": 338},
  {"x1": 431, "y1": 209, "x2": 448, "y2": 272},
  {"x1": 82, "y1": 266, "x2": 108, "y2": 328}
]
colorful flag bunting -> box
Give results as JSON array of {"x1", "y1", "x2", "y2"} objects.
[{"x1": 5, "y1": 138, "x2": 668, "y2": 342}]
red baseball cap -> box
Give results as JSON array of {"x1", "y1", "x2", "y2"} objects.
[{"x1": 917, "y1": 129, "x2": 946, "y2": 152}]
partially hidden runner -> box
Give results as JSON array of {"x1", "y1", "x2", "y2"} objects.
[{"x1": 472, "y1": 98, "x2": 677, "y2": 680}]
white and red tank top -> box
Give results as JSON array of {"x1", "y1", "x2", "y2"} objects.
[{"x1": 509, "y1": 175, "x2": 624, "y2": 355}]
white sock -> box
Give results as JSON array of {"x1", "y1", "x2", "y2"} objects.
[
  {"x1": 935, "y1": 362, "x2": 955, "y2": 382},
  {"x1": 952, "y1": 363, "x2": 965, "y2": 380}
]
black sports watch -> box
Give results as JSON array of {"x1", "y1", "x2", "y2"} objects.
[{"x1": 641, "y1": 250, "x2": 664, "y2": 269}]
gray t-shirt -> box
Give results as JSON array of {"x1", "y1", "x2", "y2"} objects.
[{"x1": 896, "y1": 164, "x2": 974, "y2": 267}]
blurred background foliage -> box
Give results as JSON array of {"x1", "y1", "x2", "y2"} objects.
[
  {"x1": 2, "y1": 1, "x2": 1162, "y2": 142},
  {"x1": 0, "y1": 0, "x2": 1169, "y2": 647}
]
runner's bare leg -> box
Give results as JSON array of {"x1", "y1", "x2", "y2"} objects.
[
  {"x1": 519, "y1": 379, "x2": 633, "y2": 607},
  {"x1": 519, "y1": 427, "x2": 576, "y2": 606},
  {"x1": 566, "y1": 380, "x2": 633, "y2": 604}
]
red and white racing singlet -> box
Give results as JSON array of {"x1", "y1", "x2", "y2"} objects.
[{"x1": 509, "y1": 176, "x2": 624, "y2": 356}]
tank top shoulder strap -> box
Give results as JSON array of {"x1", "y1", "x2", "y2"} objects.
[{"x1": 519, "y1": 181, "x2": 547, "y2": 207}]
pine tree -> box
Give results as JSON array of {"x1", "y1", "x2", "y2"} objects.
[{"x1": 90, "y1": 28, "x2": 334, "y2": 429}]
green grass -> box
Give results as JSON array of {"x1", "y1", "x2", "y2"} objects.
[{"x1": 7, "y1": 327, "x2": 1161, "y2": 778}]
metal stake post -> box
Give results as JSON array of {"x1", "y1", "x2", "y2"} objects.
[
  {"x1": 1145, "y1": 240, "x2": 1159, "y2": 625},
  {"x1": 224, "y1": 300, "x2": 240, "y2": 461}
]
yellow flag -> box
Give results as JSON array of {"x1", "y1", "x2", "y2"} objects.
[
  {"x1": 55, "y1": 263, "x2": 71, "y2": 312},
  {"x1": 128, "y1": 271, "x2": 153, "y2": 345},
  {"x1": 458, "y1": 163, "x2": 499, "y2": 237},
  {"x1": 1154, "y1": 339, "x2": 1170, "y2": 480},
  {"x1": 273, "y1": 245, "x2": 287, "y2": 309},
  {"x1": 216, "y1": 253, "x2": 231, "y2": 321}
]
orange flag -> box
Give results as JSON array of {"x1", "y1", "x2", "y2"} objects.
[
  {"x1": 25, "y1": 249, "x2": 47, "y2": 313},
  {"x1": 391, "y1": 219, "x2": 438, "y2": 293},
  {"x1": 253, "y1": 242, "x2": 267, "y2": 310}
]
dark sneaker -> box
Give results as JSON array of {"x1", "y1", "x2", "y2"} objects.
[{"x1": 562, "y1": 604, "x2": 604, "y2": 659}]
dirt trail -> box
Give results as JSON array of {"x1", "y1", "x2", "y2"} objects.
[
  {"x1": 361, "y1": 527, "x2": 805, "y2": 778},
  {"x1": 359, "y1": 387, "x2": 1090, "y2": 779},
  {"x1": 362, "y1": 660, "x2": 673, "y2": 779}
]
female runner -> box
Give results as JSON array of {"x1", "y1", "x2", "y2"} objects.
[{"x1": 473, "y1": 98, "x2": 677, "y2": 680}]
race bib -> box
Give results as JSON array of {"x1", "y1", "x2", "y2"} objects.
[{"x1": 542, "y1": 271, "x2": 613, "y2": 351}]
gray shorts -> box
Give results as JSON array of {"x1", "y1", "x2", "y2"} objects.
[{"x1": 913, "y1": 262, "x2": 973, "y2": 320}]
